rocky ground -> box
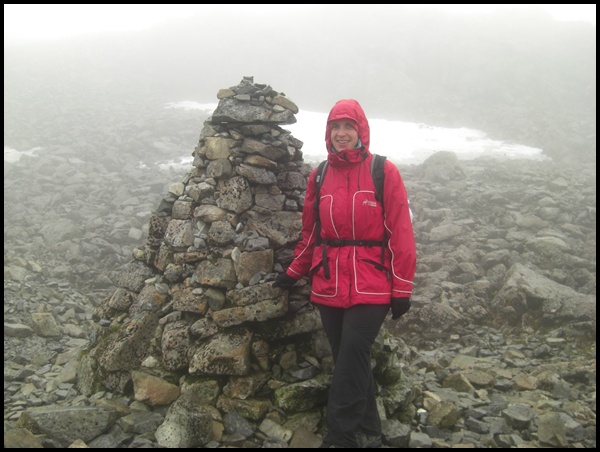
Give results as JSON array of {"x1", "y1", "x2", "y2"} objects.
[
  {"x1": 3, "y1": 88, "x2": 596, "y2": 447},
  {"x1": 4, "y1": 271, "x2": 596, "y2": 448}
]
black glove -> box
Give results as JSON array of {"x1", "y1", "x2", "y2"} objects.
[
  {"x1": 391, "y1": 298, "x2": 411, "y2": 319},
  {"x1": 272, "y1": 273, "x2": 299, "y2": 289}
]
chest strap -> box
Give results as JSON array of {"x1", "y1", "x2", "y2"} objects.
[{"x1": 321, "y1": 239, "x2": 383, "y2": 247}]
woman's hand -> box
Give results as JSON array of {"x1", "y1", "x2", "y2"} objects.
[
  {"x1": 272, "y1": 273, "x2": 299, "y2": 289},
  {"x1": 391, "y1": 298, "x2": 411, "y2": 319}
]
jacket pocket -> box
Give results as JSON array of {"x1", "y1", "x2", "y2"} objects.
[
  {"x1": 362, "y1": 259, "x2": 391, "y2": 279},
  {"x1": 309, "y1": 249, "x2": 339, "y2": 298},
  {"x1": 355, "y1": 257, "x2": 391, "y2": 296}
]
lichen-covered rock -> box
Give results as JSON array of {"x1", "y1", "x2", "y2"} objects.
[
  {"x1": 16, "y1": 406, "x2": 120, "y2": 448},
  {"x1": 155, "y1": 397, "x2": 213, "y2": 448}
]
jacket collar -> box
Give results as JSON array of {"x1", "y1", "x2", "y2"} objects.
[{"x1": 328, "y1": 147, "x2": 368, "y2": 167}]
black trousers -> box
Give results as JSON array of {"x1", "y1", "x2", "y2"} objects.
[{"x1": 317, "y1": 303, "x2": 389, "y2": 448}]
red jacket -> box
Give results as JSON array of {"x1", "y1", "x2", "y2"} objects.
[{"x1": 286, "y1": 99, "x2": 416, "y2": 308}]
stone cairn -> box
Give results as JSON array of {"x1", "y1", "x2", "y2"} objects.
[{"x1": 75, "y1": 77, "x2": 406, "y2": 447}]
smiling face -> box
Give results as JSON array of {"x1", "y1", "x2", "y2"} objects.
[{"x1": 329, "y1": 120, "x2": 359, "y2": 152}]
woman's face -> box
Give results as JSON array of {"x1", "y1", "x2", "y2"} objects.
[{"x1": 330, "y1": 120, "x2": 359, "y2": 152}]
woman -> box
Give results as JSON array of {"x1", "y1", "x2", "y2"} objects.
[{"x1": 273, "y1": 99, "x2": 416, "y2": 448}]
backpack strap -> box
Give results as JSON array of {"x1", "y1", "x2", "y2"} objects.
[
  {"x1": 314, "y1": 160, "x2": 328, "y2": 195},
  {"x1": 370, "y1": 154, "x2": 387, "y2": 206},
  {"x1": 370, "y1": 154, "x2": 388, "y2": 264},
  {"x1": 313, "y1": 160, "x2": 328, "y2": 247}
]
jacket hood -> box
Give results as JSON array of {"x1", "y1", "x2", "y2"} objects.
[{"x1": 325, "y1": 99, "x2": 371, "y2": 160}]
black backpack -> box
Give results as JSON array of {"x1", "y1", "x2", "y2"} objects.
[{"x1": 312, "y1": 154, "x2": 388, "y2": 279}]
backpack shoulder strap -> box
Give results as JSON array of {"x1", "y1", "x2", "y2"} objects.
[
  {"x1": 370, "y1": 154, "x2": 387, "y2": 205},
  {"x1": 370, "y1": 154, "x2": 388, "y2": 264},
  {"x1": 313, "y1": 160, "x2": 328, "y2": 211},
  {"x1": 313, "y1": 160, "x2": 328, "y2": 246}
]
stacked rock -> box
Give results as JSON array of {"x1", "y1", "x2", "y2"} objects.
[{"x1": 76, "y1": 77, "x2": 359, "y2": 446}]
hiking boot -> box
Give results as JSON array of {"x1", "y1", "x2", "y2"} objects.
[{"x1": 356, "y1": 430, "x2": 382, "y2": 448}]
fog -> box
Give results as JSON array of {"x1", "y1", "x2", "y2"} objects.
[
  {"x1": 4, "y1": 4, "x2": 596, "y2": 40},
  {"x1": 4, "y1": 4, "x2": 596, "y2": 163}
]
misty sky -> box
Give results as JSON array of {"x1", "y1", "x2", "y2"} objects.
[
  {"x1": 4, "y1": 3, "x2": 595, "y2": 167},
  {"x1": 4, "y1": 4, "x2": 596, "y2": 41}
]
